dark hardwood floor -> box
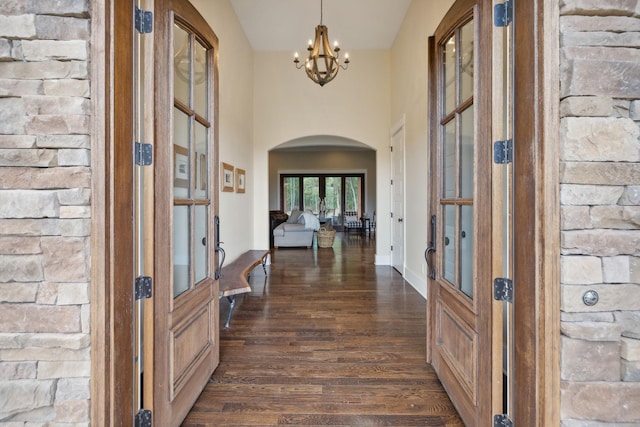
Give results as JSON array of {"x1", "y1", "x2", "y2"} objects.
[{"x1": 183, "y1": 232, "x2": 462, "y2": 426}]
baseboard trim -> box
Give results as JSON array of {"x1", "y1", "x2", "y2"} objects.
[{"x1": 403, "y1": 267, "x2": 427, "y2": 299}]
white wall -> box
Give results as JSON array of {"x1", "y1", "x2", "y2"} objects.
[
  {"x1": 191, "y1": 0, "x2": 255, "y2": 262},
  {"x1": 390, "y1": 0, "x2": 454, "y2": 296},
  {"x1": 252, "y1": 50, "x2": 392, "y2": 261}
]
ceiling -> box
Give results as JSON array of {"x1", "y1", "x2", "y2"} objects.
[{"x1": 229, "y1": 0, "x2": 412, "y2": 52}]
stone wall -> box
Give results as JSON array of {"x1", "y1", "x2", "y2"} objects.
[
  {"x1": 559, "y1": 0, "x2": 640, "y2": 425},
  {"x1": 0, "y1": 1, "x2": 91, "y2": 424}
]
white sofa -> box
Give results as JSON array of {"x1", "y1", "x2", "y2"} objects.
[{"x1": 273, "y1": 209, "x2": 319, "y2": 248}]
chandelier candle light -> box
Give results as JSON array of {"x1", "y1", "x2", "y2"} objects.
[{"x1": 293, "y1": 0, "x2": 350, "y2": 86}]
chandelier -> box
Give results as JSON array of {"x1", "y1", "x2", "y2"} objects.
[{"x1": 293, "y1": 0, "x2": 350, "y2": 87}]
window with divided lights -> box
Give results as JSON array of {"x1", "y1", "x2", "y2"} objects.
[
  {"x1": 172, "y1": 23, "x2": 212, "y2": 298},
  {"x1": 280, "y1": 174, "x2": 364, "y2": 226},
  {"x1": 440, "y1": 19, "x2": 474, "y2": 299}
]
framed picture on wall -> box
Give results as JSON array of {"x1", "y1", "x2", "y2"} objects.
[
  {"x1": 174, "y1": 145, "x2": 189, "y2": 189},
  {"x1": 236, "y1": 168, "x2": 246, "y2": 193},
  {"x1": 200, "y1": 153, "x2": 207, "y2": 191},
  {"x1": 222, "y1": 162, "x2": 234, "y2": 192}
]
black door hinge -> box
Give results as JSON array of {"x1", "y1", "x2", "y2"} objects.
[
  {"x1": 135, "y1": 142, "x2": 153, "y2": 166},
  {"x1": 494, "y1": 278, "x2": 513, "y2": 303},
  {"x1": 494, "y1": 0, "x2": 512, "y2": 27},
  {"x1": 135, "y1": 276, "x2": 153, "y2": 300},
  {"x1": 135, "y1": 409, "x2": 152, "y2": 427},
  {"x1": 493, "y1": 139, "x2": 513, "y2": 164},
  {"x1": 494, "y1": 414, "x2": 513, "y2": 427},
  {"x1": 135, "y1": 7, "x2": 153, "y2": 34}
]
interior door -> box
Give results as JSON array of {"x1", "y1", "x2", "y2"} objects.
[
  {"x1": 391, "y1": 123, "x2": 405, "y2": 273},
  {"x1": 151, "y1": 1, "x2": 220, "y2": 425},
  {"x1": 426, "y1": 0, "x2": 500, "y2": 425}
]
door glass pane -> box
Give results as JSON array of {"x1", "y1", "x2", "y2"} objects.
[
  {"x1": 173, "y1": 24, "x2": 190, "y2": 106},
  {"x1": 173, "y1": 205, "x2": 190, "y2": 297},
  {"x1": 345, "y1": 177, "x2": 361, "y2": 212},
  {"x1": 173, "y1": 108, "x2": 190, "y2": 199},
  {"x1": 443, "y1": 120, "x2": 456, "y2": 198},
  {"x1": 325, "y1": 177, "x2": 342, "y2": 225},
  {"x1": 303, "y1": 177, "x2": 319, "y2": 213},
  {"x1": 171, "y1": 22, "x2": 212, "y2": 302},
  {"x1": 460, "y1": 20, "x2": 474, "y2": 103},
  {"x1": 460, "y1": 107, "x2": 474, "y2": 199},
  {"x1": 194, "y1": 121, "x2": 207, "y2": 200},
  {"x1": 460, "y1": 205, "x2": 474, "y2": 298},
  {"x1": 439, "y1": 17, "x2": 475, "y2": 299},
  {"x1": 193, "y1": 40, "x2": 207, "y2": 115},
  {"x1": 443, "y1": 35, "x2": 456, "y2": 114},
  {"x1": 283, "y1": 177, "x2": 300, "y2": 213},
  {"x1": 443, "y1": 205, "x2": 456, "y2": 284},
  {"x1": 194, "y1": 205, "x2": 207, "y2": 284}
]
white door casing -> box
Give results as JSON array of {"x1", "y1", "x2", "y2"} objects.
[{"x1": 391, "y1": 119, "x2": 405, "y2": 274}]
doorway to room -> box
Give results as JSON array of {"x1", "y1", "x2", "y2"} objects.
[
  {"x1": 96, "y1": 0, "x2": 559, "y2": 425},
  {"x1": 268, "y1": 140, "x2": 377, "y2": 237}
]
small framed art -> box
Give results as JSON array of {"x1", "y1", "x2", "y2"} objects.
[
  {"x1": 222, "y1": 162, "x2": 234, "y2": 192},
  {"x1": 236, "y1": 168, "x2": 246, "y2": 193},
  {"x1": 174, "y1": 145, "x2": 189, "y2": 189}
]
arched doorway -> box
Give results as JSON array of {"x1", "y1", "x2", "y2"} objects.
[{"x1": 268, "y1": 136, "x2": 376, "y2": 238}]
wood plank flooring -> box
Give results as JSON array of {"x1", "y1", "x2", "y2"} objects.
[{"x1": 183, "y1": 233, "x2": 462, "y2": 426}]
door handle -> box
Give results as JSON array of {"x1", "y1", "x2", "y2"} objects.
[
  {"x1": 425, "y1": 215, "x2": 436, "y2": 279},
  {"x1": 214, "y1": 216, "x2": 225, "y2": 279},
  {"x1": 398, "y1": 218, "x2": 403, "y2": 222}
]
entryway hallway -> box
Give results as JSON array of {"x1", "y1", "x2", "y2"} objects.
[{"x1": 183, "y1": 233, "x2": 463, "y2": 426}]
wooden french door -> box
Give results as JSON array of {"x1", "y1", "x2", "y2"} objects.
[
  {"x1": 147, "y1": 1, "x2": 220, "y2": 425},
  {"x1": 426, "y1": 0, "x2": 501, "y2": 425}
]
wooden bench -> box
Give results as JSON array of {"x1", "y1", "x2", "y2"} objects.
[{"x1": 219, "y1": 249, "x2": 269, "y2": 328}]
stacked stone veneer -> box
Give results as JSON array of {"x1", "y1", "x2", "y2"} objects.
[
  {"x1": 560, "y1": 0, "x2": 640, "y2": 425},
  {"x1": 0, "y1": 1, "x2": 91, "y2": 425}
]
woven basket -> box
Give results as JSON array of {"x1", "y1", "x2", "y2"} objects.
[{"x1": 317, "y1": 227, "x2": 336, "y2": 248}]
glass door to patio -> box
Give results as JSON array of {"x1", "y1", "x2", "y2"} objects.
[{"x1": 280, "y1": 174, "x2": 364, "y2": 229}]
